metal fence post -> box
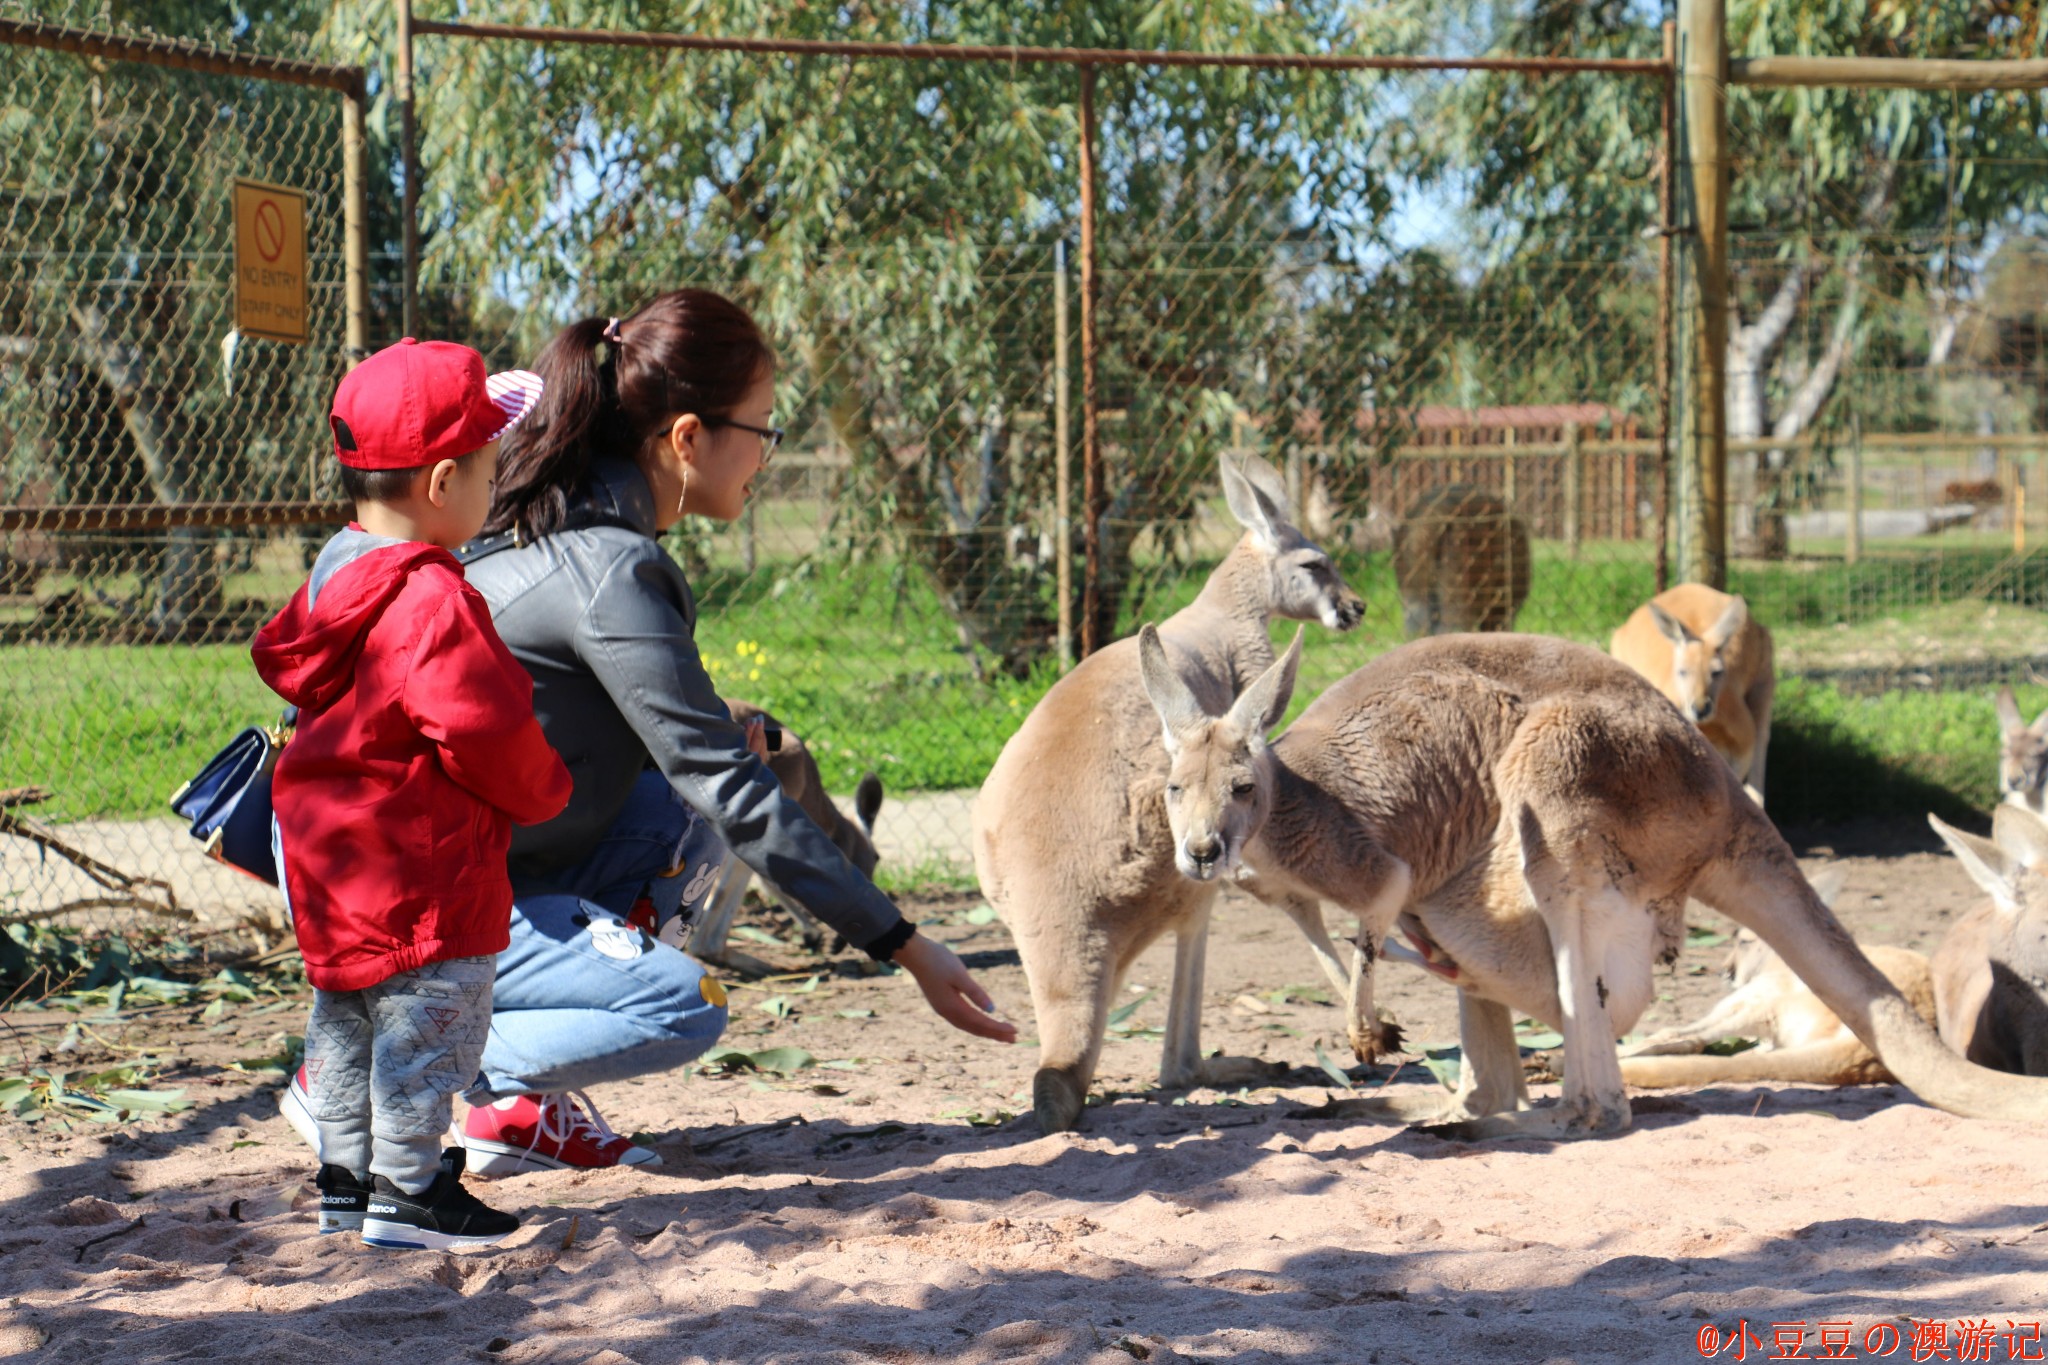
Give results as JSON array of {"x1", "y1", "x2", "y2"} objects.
[
  {"x1": 1077, "y1": 61, "x2": 1103, "y2": 659},
  {"x1": 1053, "y1": 237, "x2": 1074, "y2": 672},
  {"x1": 1655, "y1": 20, "x2": 1676, "y2": 593},
  {"x1": 397, "y1": 0, "x2": 420, "y2": 337},
  {"x1": 341, "y1": 79, "x2": 369, "y2": 366}
]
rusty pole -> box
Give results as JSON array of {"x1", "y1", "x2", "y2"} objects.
[
  {"x1": 1655, "y1": 21, "x2": 1675, "y2": 593},
  {"x1": 341, "y1": 85, "x2": 369, "y2": 367},
  {"x1": 1078, "y1": 62, "x2": 1103, "y2": 658},
  {"x1": 397, "y1": 0, "x2": 420, "y2": 337}
]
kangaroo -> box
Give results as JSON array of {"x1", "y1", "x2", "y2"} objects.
[
  {"x1": 1927, "y1": 805, "x2": 2048, "y2": 1077},
  {"x1": 1610, "y1": 584, "x2": 1774, "y2": 804},
  {"x1": 1615, "y1": 872, "x2": 1940, "y2": 1089},
  {"x1": 688, "y1": 700, "x2": 885, "y2": 963},
  {"x1": 1995, "y1": 687, "x2": 2048, "y2": 819},
  {"x1": 1136, "y1": 627, "x2": 2048, "y2": 1138},
  {"x1": 976, "y1": 452, "x2": 1369, "y2": 1134},
  {"x1": 1390, "y1": 483, "x2": 1532, "y2": 638}
]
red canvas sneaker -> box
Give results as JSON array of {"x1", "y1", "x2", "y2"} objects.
[{"x1": 457, "y1": 1092, "x2": 661, "y2": 1176}]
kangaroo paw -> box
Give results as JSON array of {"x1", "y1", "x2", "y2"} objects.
[
  {"x1": 1289, "y1": 1092, "x2": 1468, "y2": 1125},
  {"x1": 1033, "y1": 1067, "x2": 1088, "y2": 1135},
  {"x1": 1417, "y1": 1099, "x2": 1632, "y2": 1143},
  {"x1": 1191, "y1": 1055, "x2": 1289, "y2": 1089},
  {"x1": 1350, "y1": 1013, "x2": 1406, "y2": 1065}
]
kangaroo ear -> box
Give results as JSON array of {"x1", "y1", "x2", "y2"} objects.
[
  {"x1": 1647, "y1": 602, "x2": 1691, "y2": 647},
  {"x1": 1226, "y1": 627, "x2": 1304, "y2": 739},
  {"x1": 1997, "y1": 686, "x2": 2025, "y2": 736},
  {"x1": 2031, "y1": 699, "x2": 2048, "y2": 738},
  {"x1": 1805, "y1": 866, "x2": 1847, "y2": 908},
  {"x1": 1138, "y1": 624, "x2": 1209, "y2": 753},
  {"x1": 1993, "y1": 803, "x2": 2048, "y2": 869},
  {"x1": 1706, "y1": 595, "x2": 1748, "y2": 649},
  {"x1": 1931, "y1": 814, "x2": 2024, "y2": 913},
  {"x1": 1221, "y1": 454, "x2": 1284, "y2": 550}
]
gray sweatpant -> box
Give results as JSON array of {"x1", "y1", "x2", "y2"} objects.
[{"x1": 303, "y1": 955, "x2": 495, "y2": 1193}]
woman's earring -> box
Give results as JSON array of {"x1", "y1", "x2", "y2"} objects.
[{"x1": 676, "y1": 465, "x2": 690, "y2": 519}]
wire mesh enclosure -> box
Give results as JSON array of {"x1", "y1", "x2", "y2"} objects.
[
  {"x1": 11, "y1": 3, "x2": 2048, "y2": 949},
  {"x1": 0, "y1": 9, "x2": 361, "y2": 935}
]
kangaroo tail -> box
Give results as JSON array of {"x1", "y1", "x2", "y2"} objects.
[
  {"x1": 1621, "y1": 1041, "x2": 1890, "y2": 1090},
  {"x1": 1690, "y1": 810, "x2": 2048, "y2": 1122}
]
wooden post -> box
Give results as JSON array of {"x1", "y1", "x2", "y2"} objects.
[
  {"x1": 1845, "y1": 417, "x2": 1863, "y2": 566},
  {"x1": 1053, "y1": 238, "x2": 1074, "y2": 672},
  {"x1": 340, "y1": 85, "x2": 368, "y2": 367},
  {"x1": 1501, "y1": 427, "x2": 1516, "y2": 520},
  {"x1": 1563, "y1": 423, "x2": 1583, "y2": 558},
  {"x1": 1677, "y1": 0, "x2": 1729, "y2": 588},
  {"x1": 1077, "y1": 62, "x2": 1103, "y2": 658},
  {"x1": 2016, "y1": 457, "x2": 2027, "y2": 558},
  {"x1": 396, "y1": 0, "x2": 420, "y2": 338}
]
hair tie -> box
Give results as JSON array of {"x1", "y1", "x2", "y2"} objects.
[{"x1": 601, "y1": 317, "x2": 623, "y2": 345}]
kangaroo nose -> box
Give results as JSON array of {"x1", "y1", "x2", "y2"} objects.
[{"x1": 1187, "y1": 836, "x2": 1221, "y2": 867}]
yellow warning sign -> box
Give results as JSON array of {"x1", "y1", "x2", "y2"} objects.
[{"x1": 233, "y1": 178, "x2": 308, "y2": 344}]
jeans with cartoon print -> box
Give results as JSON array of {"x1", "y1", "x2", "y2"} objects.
[{"x1": 469, "y1": 772, "x2": 734, "y2": 1101}]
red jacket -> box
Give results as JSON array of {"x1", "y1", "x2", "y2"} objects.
[{"x1": 252, "y1": 540, "x2": 571, "y2": 991}]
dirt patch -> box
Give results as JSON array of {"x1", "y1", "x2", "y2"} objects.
[{"x1": 1, "y1": 815, "x2": 2043, "y2": 1364}]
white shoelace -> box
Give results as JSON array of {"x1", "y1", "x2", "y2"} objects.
[{"x1": 531, "y1": 1090, "x2": 620, "y2": 1155}]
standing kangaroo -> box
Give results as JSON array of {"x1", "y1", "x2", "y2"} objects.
[
  {"x1": 1136, "y1": 629, "x2": 2048, "y2": 1138},
  {"x1": 1611, "y1": 584, "x2": 1774, "y2": 804},
  {"x1": 976, "y1": 453, "x2": 1367, "y2": 1134},
  {"x1": 1927, "y1": 804, "x2": 2048, "y2": 1077},
  {"x1": 1390, "y1": 483, "x2": 1532, "y2": 638},
  {"x1": 689, "y1": 700, "x2": 885, "y2": 963},
  {"x1": 1995, "y1": 687, "x2": 2048, "y2": 819}
]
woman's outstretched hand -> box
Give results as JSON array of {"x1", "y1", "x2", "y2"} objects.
[{"x1": 892, "y1": 931, "x2": 1018, "y2": 1043}]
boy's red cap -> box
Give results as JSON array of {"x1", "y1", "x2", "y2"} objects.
[{"x1": 329, "y1": 338, "x2": 544, "y2": 471}]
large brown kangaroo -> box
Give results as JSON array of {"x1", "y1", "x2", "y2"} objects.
[
  {"x1": 975, "y1": 453, "x2": 1367, "y2": 1134},
  {"x1": 1136, "y1": 629, "x2": 2048, "y2": 1138}
]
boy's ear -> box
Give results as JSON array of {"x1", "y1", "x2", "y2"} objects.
[{"x1": 424, "y1": 457, "x2": 461, "y2": 509}]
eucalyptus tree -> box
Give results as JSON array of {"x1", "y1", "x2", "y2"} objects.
[
  {"x1": 1367, "y1": 0, "x2": 2048, "y2": 556},
  {"x1": 396, "y1": 0, "x2": 1434, "y2": 670}
]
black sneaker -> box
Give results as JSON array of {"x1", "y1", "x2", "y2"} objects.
[
  {"x1": 314, "y1": 1164, "x2": 370, "y2": 1234},
  {"x1": 361, "y1": 1148, "x2": 520, "y2": 1251}
]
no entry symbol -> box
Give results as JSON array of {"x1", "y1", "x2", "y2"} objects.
[{"x1": 253, "y1": 199, "x2": 287, "y2": 263}]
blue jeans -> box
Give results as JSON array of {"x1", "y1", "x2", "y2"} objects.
[{"x1": 471, "y1": 772, "x2": 733, "y2": 1100}]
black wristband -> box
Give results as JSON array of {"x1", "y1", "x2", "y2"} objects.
[{"x1": 863, "y1": 918, "x2": 918, "y2": 963}]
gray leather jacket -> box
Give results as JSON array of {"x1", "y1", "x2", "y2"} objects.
[{"x1": 462, "y1": 456, "x2": 905, "y2": 952}]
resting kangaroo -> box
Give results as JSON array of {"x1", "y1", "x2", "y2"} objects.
[
  {"x1": 1137, "y1": 628, "x2": 2048, "y2": 1138},
  {"x1": 1928, "y1": 805, "x2": 2048, "y2": 1077},
  {"x1": 689, "y1": 700, "x2": 885, "y2": 963},
  {"x1": 976, "y1": 453, "x2": 1368, "y2": 1134},
  {"x1": 1617, "y1": 873, "x2": 1939, "y2": 1089},
  {"x1": 1610, "y1": 584, "x2": 1774, "y2": 804},
  {"x1": 1995, "y1": 687, "x2": 2048, "y2": 819}
]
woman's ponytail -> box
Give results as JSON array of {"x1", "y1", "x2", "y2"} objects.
[{"x1": 485, "y1": 290, "x2": 775, "y2": 541}]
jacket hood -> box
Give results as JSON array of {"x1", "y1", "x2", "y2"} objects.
[{"x1": 253, "y1": 541, "x2": 460, "y2": 708}]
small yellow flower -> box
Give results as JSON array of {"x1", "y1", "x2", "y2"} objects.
[{"x1": 748, "y1": 668, "x2": 761, "y2": 681}]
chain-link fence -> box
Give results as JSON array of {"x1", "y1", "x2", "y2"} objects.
[
  {"x1": 403, "y1": 30, "x2": 1671, "y2": 886},
  {"x1": 0, "y1": 10, "x2": 362, "y2": 936},
  {"x1": 15, "y1": 7, "x2": 2048, "y2": 948}
]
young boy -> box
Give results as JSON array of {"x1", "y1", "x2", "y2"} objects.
[{"x1": 254, "y1": 338, "x2": 572, "y2": 1251}]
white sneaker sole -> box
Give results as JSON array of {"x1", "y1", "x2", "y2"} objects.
[
  {"x1": 459, "y1": 1137, "x2": 661, "y2": 1178},
  {"x1": 360, "y1": 1216, "x2": 513, "y2": 1251},
  {"x1": 319, "y1": 1212, "x2": 365, "y2": 1233},
  {"x1": 280, "y1": 1079, "x2": 321, "y2": 1154}
]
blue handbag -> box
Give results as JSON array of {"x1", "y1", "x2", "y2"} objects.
[{"x1": 168, "y1": 707, "x2": 296, "y2": 885}]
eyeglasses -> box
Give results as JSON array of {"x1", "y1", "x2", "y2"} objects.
[{"x1": 711, "y1": 418, "x2": 785, "y2": 463}]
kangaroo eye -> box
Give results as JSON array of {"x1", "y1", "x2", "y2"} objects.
[
  {"x1": 1231, "y1": 778, "x2": 1256, "y2": 796},
  {"x1": 1165, "y1": 784, "x2": 1182, "y2": 799}
]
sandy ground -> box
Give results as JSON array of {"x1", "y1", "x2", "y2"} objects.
[{"x1": 2, "y1": 815, "x2": 2046, "y2": 1364}]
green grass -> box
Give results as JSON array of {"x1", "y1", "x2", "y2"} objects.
[{"x1": 4, "y1": 540, "x2": 2045, "y2": 830}]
